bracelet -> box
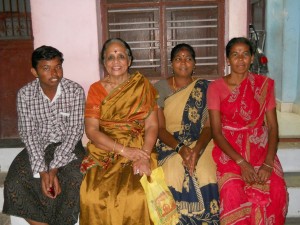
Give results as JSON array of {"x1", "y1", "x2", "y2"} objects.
[
  {"x1": 143, "y1": 149, "x2": 151, "y2": 154},
  {"x1": 236, "y1": 158, "x2": 245, "y2": 165},
  {"x1": 112, "y1": 140, "x2": 117, "y2": 153},
  {"x1": 263, "y1": 162, "x2": 273, "y2": 169},
  {"x1": 175, "y1": 143, "x2": 185, "y2": 153},
  {"x1": 120, "y1": 144, "x2": 125, "y2": 154}
]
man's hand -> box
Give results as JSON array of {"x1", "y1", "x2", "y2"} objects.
[{"x1": 40, "y1": 168, "x2": 61, "y2": 198}]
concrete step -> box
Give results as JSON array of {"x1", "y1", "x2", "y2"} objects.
[
  {"x1": 0, "y1": 213, "x2": 10, "y2": 225},
  {"x1": 284, "y1": 172, "x2": 300, "y2": 218},
  {"x1": 285, "y1": 217, "x2": 300, "y2": 225},
  {"x1": 0, "y1": 214, "x2": 298, "y2": 225},
  {"x1": 285, "y1": 172, "x2": 300, "y2": 187},
  {"x1": 277, "y1": 142, "x2": 300, "y2": 173}
]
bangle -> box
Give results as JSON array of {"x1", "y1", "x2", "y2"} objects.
[
  {"x1": 263, "y1": 162, "x2": 273, "y2": 169},
  {"x1": 236, "y1": 158, "x2": 245, "y2": 165},
  {"x1": 120, "y1": 144, "x2": 125, "y2": 154},
  {"x1": 175, "y1": 143, "x2": 185, "y2": 153},
  {"x1": 112, "y1": 140, "x2": 117, "y2": 153}
]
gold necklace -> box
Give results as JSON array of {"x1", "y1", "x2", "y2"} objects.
[
  {"x1": 172, "y1": 76, "x2": 195, "y2": 91},
  {"x1": 172, "y1": 76, "x2": 177, "y2": 91},
  {"x1": 107, "y1": 73, "x2": 130, "y2": 86}
]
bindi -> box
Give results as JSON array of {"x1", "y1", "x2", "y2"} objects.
[{"x1": 114, "y1": 49, "x2": 118, "y2": 54}]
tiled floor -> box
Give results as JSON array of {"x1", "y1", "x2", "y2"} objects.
[{"x1": 277, "y1": 111, "x2": 300, "y2": 138}]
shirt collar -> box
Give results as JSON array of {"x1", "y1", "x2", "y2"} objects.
[{"x1": 37, "y1": 80, "x2": 62, "y2": 103}]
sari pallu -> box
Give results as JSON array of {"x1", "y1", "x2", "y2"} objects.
[
  {"x1": 213, "y1": 73, "x2": 287, "y2": 225},
  {"x1": 80, "y1": 72, "x2": 157, "y2": 225},
  {"x1": 156, "y1": 79, "x2": 220, "y2": 225}
]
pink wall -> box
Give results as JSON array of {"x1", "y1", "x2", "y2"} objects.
[
  {"x1": 226, "y1": 0, "x2": 248, "y2": 40},
  {"x1": 30, "y1": 0, "x2": 100, "y2": 94},
  {"x1": 224, "y1": 0, "x2": 248, "y2": 74}
]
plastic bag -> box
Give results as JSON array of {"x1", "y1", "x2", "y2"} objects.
[{"x1": 140, "y1": 167, "x2": 179, "y2": 225}]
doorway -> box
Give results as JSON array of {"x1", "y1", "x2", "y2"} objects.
[{"x1": 0, "y1": 0, "x2": 33, "y2": 146}]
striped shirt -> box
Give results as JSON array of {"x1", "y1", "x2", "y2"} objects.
[{"x1": 17, "y1": 78, "x2": 85, "y2": 174}]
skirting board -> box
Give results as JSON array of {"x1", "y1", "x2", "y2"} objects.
[{"x1": 276, "y1": 100, "x2": 300, "y2": 114}]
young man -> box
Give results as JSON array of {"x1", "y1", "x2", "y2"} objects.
[{"x1": 3, "y1": 46, "x2": 86, "y2": 225}]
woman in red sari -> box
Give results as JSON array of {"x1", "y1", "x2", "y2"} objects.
[{"x1": 207, "y1": 37, "x2": 288, "y2": 225}]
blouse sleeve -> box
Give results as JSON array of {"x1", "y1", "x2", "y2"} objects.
[
  {"x1": 207, "y1": 80, "x2": 221, "y2": 110},
  {"x1": 266, "y1": 78, "x2": 276, "y2": 111},
  {"x1": 85, "y1": 81, "x2": 107, "y2": 119},
  {"x1": 154, "y1": 79, "x2": 171, "y2": 108}
]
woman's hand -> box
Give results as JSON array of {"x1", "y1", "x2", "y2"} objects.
[
  {"x1": 132, "y1": 158, "x2": 151, "y2": 176},
  {"x1": 121, "y1": 147, "x2": 150, "y2": 162},
  {"x1": 178, "y1": 145, "x2": 192, "y2": 170},
  {"x1": 238, "y1": 161, "x2": 259, "y2": 184},
  {"x1": 257, "y1": 163, "x2": 273, "y2": 184},
  {"x1": 187, "y1": 148, "x2": 202, "y2": 176}
]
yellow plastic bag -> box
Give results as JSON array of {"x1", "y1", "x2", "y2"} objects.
[{"x1": 140, "y1": 167, "x2": 179, "y2": 225}]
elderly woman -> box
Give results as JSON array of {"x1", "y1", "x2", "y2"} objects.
[
  {"x1": 154, "y1": 43, "x2": 220, "y2": 224},
  {"x1": 80, "y1": 38, "x2": 158, "y2": 225}
]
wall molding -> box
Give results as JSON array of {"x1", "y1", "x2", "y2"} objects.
[
  {"x1": 293, "y1": 103, "x2": 300, "y2": 115},
  {"x1": 276, "y1": 100, "x2": 300, "y2": 115}
]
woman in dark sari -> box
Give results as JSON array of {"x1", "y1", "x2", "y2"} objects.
[{"x1": 154, "y1": 43, "x2": 220, "y2": 224}]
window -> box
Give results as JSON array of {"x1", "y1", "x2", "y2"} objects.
[
  {"x1": 0, "y1": 0, "x2": 32, "y2": 40},
  {"x1": 101, "y1": 0, "x2": 224, "y2": 80}
]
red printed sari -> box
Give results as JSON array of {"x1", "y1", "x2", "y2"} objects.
[{"x1": 208, "y1": 73, "x2": 288, "y2": 225}]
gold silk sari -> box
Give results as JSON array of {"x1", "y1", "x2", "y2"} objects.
[{"x1": 80, "y1": 72, "x2": 157, "y2": 225}]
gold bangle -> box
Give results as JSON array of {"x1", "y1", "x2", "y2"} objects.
[
  {"x1": 236, "y1": 158, "x2": 245, "y2": 165},
  {"x1": 120, "y1": 144, "x2": 125, "y2": 154},
  {"x1": 143, "y1": 149, "x2": 152, "y2": 156},
  {"x1": 112, "y1": 140, "x2": 117, "y2": 153},
  {"x1": 263, "y1": 162, "x2": 273, "y2": 169}
]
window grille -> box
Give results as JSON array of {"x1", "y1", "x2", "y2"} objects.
[
  {"x1": 103, "y1": 0, "x2": 224, "y2": 79},
  {"x1": 0, "y1": 0, "x2": 32, "y2": 39}
]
